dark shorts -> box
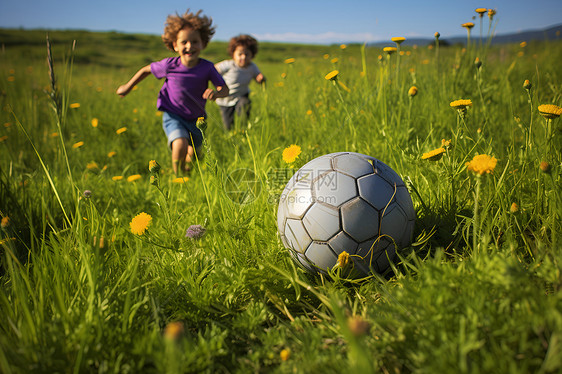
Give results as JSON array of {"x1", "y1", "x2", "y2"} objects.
[
  {"x1": 162, "y1": 111, "x2": 203, "y2": 149},
  {"x1": 218, "y1": 95, "x2": 251, "y2": 131}
]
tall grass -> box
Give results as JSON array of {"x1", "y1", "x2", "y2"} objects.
[{"x1": 1, "y1": 21, "x2": 561, "y2": 373}]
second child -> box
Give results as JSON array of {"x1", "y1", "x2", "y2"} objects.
[{"x1": 215, "y1": 34, "x2": 265, "y2": 131}]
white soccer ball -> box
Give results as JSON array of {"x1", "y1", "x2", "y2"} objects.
[{"x1": 277, "y1": 152, "x2": 415, "y2": 277}]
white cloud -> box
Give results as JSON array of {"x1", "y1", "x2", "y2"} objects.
[{"x1": 252, "y1": 31, "x2": 382, "y2": 44}]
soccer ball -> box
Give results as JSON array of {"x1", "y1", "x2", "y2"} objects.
[{"x1": 277, "y1": 152, "x2": 415, "y2": 277}]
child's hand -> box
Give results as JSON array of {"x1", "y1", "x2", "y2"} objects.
[
  {"x1": 202, "y1": 88, "x2": 217, "y2": 101},
  {"x1": 116, "y1": 85, "x2": 130, "y2": 97}
]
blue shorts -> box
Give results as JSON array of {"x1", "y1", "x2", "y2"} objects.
[{"x1": 162, "y1": 112, "x2": 203, "y2": 149}]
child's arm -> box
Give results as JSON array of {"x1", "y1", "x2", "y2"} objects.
[
  {"x1": 116, "y1": 65, "x2": 152, "y2": 96},
  {"x1": 203, "y1": 85, "x2": 229, "y2": 101}
]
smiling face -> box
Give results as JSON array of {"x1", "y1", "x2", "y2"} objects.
[
  {"x1": 232, "y1": 45, "x2": 253, "y2": 68},
  {"x1": 173, "y1": 27, "x2": 204, "y2": 67}
]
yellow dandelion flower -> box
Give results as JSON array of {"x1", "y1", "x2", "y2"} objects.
[
  {"x1": 421, "y1": 147, "x2": 446, "y2": 161},
  {"x1": 331, "y1": 57, "x2": 339, "y2": 63},
  {"x1": 112, "y1": 176, "x2": 123, "y2": 181},
  {"x1": 127, "y1": 174, "x2": 141, "y2": 182},
  {"x1": 156, "y1": 111, "x2": 162, "y2": 116},
  {"x1": 7, "y1": 76, "x2": 15, "y2": 82},
  {"x1": 325, "y1": 70, "x2": 339, "y2": 81},
  {"x1": 383, "y1": 47, "x2": 397, "y2": 54},
  {"x1": 148, "y1": 160, "x2": 161, "y2": 174},
  {"x1": 538, "y1": 104, "x2": 562, "y2": 119},
  {"x1": 391, "y1": 37, "x2": 406, "y2": 44},
  {"x1": 72, "y1": 141, "x2": 84, "y2": 148},
  {"x1": 116, "y1": 127, "x2": 127, "y2": 134},
  {"x1": 510, "y1": 202, "x2": 519, "y2": 213},
  {"x1": 450, "y1": 99, "x2": 473, "y2": 110},
  {"x1": 520, "y1": 41, "x2": 527, "y2": 48},
  {"x1": 408, "y1": 86, "x2": 418, "y2": 97},
  {"x1": 69, "y1": 103, "x2": 80, "y2": 109},
  {"x1": 282, "y1": 144, "x2": 302, "y2": 164},
  {"x1": 466, "y1": 154, "x2": 497, "y2": 175},
  {"x1": 306, "y1": 109, "x2": 313, "y2": 115},
  {"x1": 0, "y1": 135, "x2": 7, "y2": 143},
  {"x1": 1, "y1": 216, "x2": 9, "y2": 229},
  {"x1": 50, "y1": 132, "x2": 59, "y2": 138},
  {"x1": 107, "y1": 151, "x2": 117, "y2": 158},
  {"x1": 340, "y1": 44, "x2": 347, "y2": 49},
  {"x1": 274, "y1": 82, "x2": 285, "y2": 88},
  {"x1": 462, "y1": 22, "x2": 475, "y2": 29},
  {"x1": 280, "y1": 349, "x2": 291, "y2": 361},
  {"x1": 86, "y1": 161, "x2": 99, "y2": 170},
  {"x1": 91, "y1": 118, "x2": 99, "y2": 127},
  {"x1": 130, "y1": 212, "x2": 152, "y2": 235},
  {"x1": 164, "y1": 321, "x2": 184, "y2": 341},
  {"x1": 323, "y1": 54, "x2": 330, "y2": 59},
  {"x1": 475, "y1": 8, "x2": 487, "y2": 16},
  {"x1": 284, "y1": 58, "x2": 295, "y2": 64},
  {"x1": 4, "y1": 122, "x2": 12, "y2": 128},
  {"x1": 488, "y1": 9, "x2": 496, "y2": 19},
  {"x1": 337, "y1": 251, "x2": 350, "y2": 268},
  {"x1": 173, "y1": 177, "x2": 190, "y2": 184}
]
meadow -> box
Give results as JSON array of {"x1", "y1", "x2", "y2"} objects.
[{"x1": 1, "y1": 14, "x2": 562, "y2": 373}]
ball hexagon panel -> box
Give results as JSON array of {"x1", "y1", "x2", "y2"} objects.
[
  {"x1": 284, "y1": 218, "x2": 312, "y2": 253},
  {"x1": 313, "y1": 171, "x2": 357, "y2": 208},
  {"x1": 285, "y1": 182, "x2": 314, "y2": 219},
  {"x1": 379, "y1": 204, "x2": 409, "y2": 248},
  {"x1": 332, "y1": 153, "x2": 375, "y2": 178},
  {"x1": 341, "y1": 197, "x2": 380, "y2": 243},
  {"x1": 303, "y1": 202, "x2": 341, "y2": 241},
  {"x1": 356, "y1": 236, "x2": 395, "y2": 273},
  {"x1": 395, "y1": 186, "x2": 416, "y2": 222},
  {"x1": 328, "y1": 231, "x2": 358, "y2": 256},
  {"x1": 357, "y1": 173, "x2": 396, "y2": 211},
  {"x1": 299, "y1": 155, "x2": 333, "y2": 179},
  {"x1": 305, "y1": 241, "x2": 338, "y2": 271}
]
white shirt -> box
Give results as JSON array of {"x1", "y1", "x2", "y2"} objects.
[{"x1": 215, "y1": 60, "x2": 261, "y2": 107}]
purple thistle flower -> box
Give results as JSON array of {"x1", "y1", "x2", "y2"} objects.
[{"x1": 185, "y1": 224, "x2": 206, "y2": 239}]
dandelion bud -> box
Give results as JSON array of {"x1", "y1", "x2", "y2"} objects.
[
  {"x1": 148, "y1": 160, "x2": 161, "y2": 174},
  {"x1": 150, "y1": 175, "x2": 159, "y2": 186},
  {"x1": 347, "y1": 315, "x2": 371, "y2": 337},
  {"x1": 474, "y1": 57, "x2": 482, "y2": 69},
  {"x1": 408, "y1": 86, "x2": 418, "y2": 97},
  {"x1": 523, "y1": 79, "x2": 532, "y2": 90},
  {"x1": 434, "y1": 32, "x2": 440, "y2": 39},
  {"x1": 196, "y1": 116, "x2": 207, "y2": 131},
  {"x1": 83, "y1": 190, "x2": 92, "y2": 199},
  {"x1": 539, "y1": 161, "x2": 551, "y2": 174},
  {"x1": 488, "y1": 9, "x2": 496, "y2": 20}
]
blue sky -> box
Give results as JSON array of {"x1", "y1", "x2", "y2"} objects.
[{"x1": 0, "y1": 0, "x2": 560, "y2": 44}]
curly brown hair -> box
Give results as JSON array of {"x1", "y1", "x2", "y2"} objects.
[
  {"x1": 161, "y1": 9, "x2": 215, "y2": 51},
  {"x1": 227, "y1": 34, "x2": 259, "y2": 57}
]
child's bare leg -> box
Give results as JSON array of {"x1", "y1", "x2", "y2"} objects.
[{"x1": 171, "y1": 137, "x2": 188, "y2": 175}]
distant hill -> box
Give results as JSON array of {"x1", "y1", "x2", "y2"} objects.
[{"x1": 369, "y1": 23, "x2": 562, "y2": 47}]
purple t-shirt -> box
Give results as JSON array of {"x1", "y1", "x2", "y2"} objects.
[{"x1": 151, "y1": 57, "x2": 226, "y2": 121}]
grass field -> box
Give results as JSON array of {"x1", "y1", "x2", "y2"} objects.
[{"x1": 1, "y1": 18, "x2": 562, "y2": 373}]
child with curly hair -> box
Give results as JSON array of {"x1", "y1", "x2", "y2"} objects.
[
  {"x1": 117, "y1": 9, "x2": 228, "y2": 174},
  {"x1": 215, "y1": 34, "x2": 265, "y2": 131}
]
